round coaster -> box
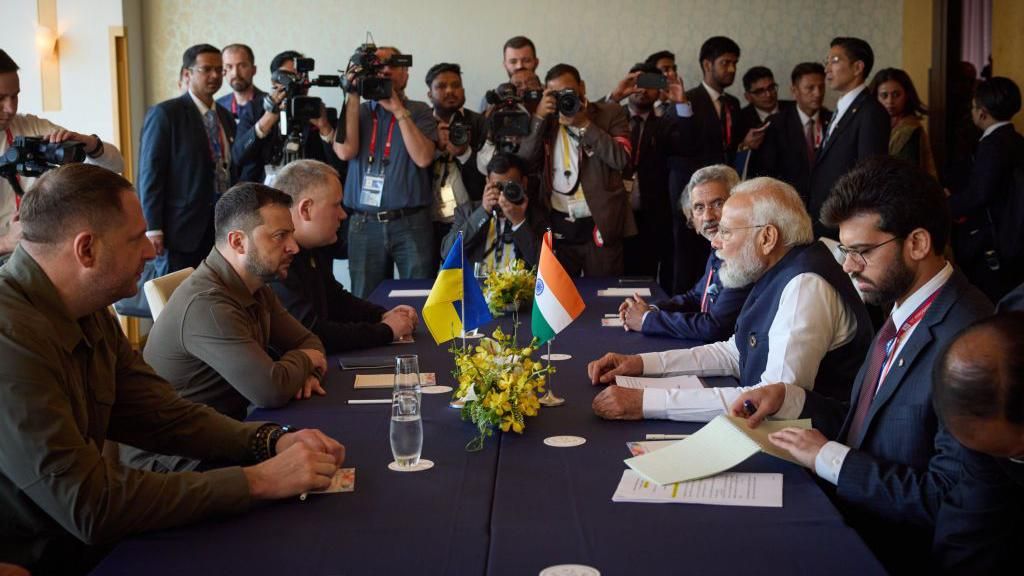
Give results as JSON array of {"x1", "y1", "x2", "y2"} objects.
[
  {"x1": 387, "y1": 458, "x2": 434, "y2": 472},
  {"x1": 543, "y1": 435, "x2": 587, "y2": 448},
  {"x1": 540, "y1": 353, "x2": 572, "y2": 361},
  {"x1": 421, "y1": 385, "x2": 453, "y2": 395},
  {"x1": 449, "y1": 399, "x2": 466, "y2": 409},
  {"x1": 539, "y1": 565, "x2": 600, "y2": 576}
]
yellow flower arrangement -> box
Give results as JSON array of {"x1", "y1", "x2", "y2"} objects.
[
  {"x1": 451, "y1": 327, "x2": 552, "y2": 450},
  {"x1": 483, "y1": 259, "x2": 537, "y2": 316}
]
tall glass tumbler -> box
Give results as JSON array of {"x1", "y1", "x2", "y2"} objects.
[{"x1": 390, "y1": 354, "x2": 423, "y2": 467}]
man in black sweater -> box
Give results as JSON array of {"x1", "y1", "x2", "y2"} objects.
[{"x1": 269, "y1": 159, "x2": 417, "y2": 352}]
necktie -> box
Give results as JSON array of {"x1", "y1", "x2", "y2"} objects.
[
  {"x1": 805, "y1": 118, "x2": 817, "y2": 165},
  {"x1": 718, "y1": 95, "x2": 732, "y2": 148},
  {"x1": 629, "y1": 115, "x2": 643, "y2": 167},
  {"x1": 846, "y1": 317, "x2": 898, "y2": 445},
  {"x1": 204, "y1": 109, "x2": 228, "y2": 195}
]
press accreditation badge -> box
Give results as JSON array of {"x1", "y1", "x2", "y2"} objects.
[
  {"x1": 360, "y1": 174, "x2": 385, "y2": 208},
  {"x1": 567, "y1": 197, "x2": 591, "y2": 220}
]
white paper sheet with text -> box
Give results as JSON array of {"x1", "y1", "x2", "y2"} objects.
[{"x1": 612, "y1": 469, "x2": 783, "y2": 507}]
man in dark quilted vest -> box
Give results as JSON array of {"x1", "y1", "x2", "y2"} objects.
[{"x1": 587, "y1": 176, "x2": 872, "y2": 424}]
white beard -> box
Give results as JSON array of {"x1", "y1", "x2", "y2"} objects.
[{"x1": 717, "y1": 242, "x2": 765, "y2": 289}]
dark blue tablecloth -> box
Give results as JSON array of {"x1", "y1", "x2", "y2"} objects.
[{"x1": 92, "y1": 277, "x2": 883, "y2": 576}]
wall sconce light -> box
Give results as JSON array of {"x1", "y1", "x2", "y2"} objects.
[{"x1": 36, "y1": 25, "x2": 59, "y2": 57}]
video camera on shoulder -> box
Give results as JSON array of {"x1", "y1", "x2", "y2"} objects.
[
  {"x1": 269, "y1": 57, "x2": 341, "y2": 122},
  {"x1": 0, "y1": 136, "x2": 86, "y2": 196},
  {"x1": 485, "y1": 83, "x2": 532, "y2": 153},
  {"x1": 342, "y1": 43, "x2": 413, "y2": 101}
]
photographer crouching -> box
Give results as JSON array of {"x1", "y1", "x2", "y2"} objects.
[
  {"x1": 0, "y1": 49, "x2": 124, "y2": 258},
  {"x1": 441, "y1": 153, "x2": 545, "y2": 273},
  {"x1": 333, "y1": 44, "x2": 438, "y2": 298},
  {"x1": 518, "y1": 63, "x2": 634, "y2": 276}
]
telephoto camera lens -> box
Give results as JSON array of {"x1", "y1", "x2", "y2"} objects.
[
  {"x1": 555, "y1": 89, "x2": 582, "y2": 116},
  {"x1": 498, "y1": 181, "x2": 526, "y2": 205}
]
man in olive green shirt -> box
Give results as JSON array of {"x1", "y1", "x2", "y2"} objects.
[
  {"x1": 127, "y1": 182, "x2": 328, "y2": 472},
  {"x1": 0, "y1": 165, "x2": 344, "y2": 574}
]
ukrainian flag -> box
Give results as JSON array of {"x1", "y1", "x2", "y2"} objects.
[{"x1": 423, "y1": 232, "x2": 493, "y2": 344}]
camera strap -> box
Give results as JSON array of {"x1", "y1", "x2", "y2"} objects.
[
  {"x1": 368, "y1": 110, "x2": 397, "y2": 168},
  {"x1": 4, "y1": 129, "x2": 22, "y2": 208}
]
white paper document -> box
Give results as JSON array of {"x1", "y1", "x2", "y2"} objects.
[
  {"x1": 624, "y1": 415, "x2": 811, "y2": 485},
  {"x1": 612, "y1": 469, "x2": 783, "y2": 507},
  {"x1": 615, "y1": 374, "x2": 704, "y2": 390},
  {"x1": 388, "y1": 289, "x2": 431, "y2": 297},
  {"x1": 597, "y1": 287, "x2": 652, "y2": 297}
]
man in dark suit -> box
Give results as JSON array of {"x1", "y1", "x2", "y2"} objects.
[
  {"x1": 808, "y1": 37, "x2": 890, "y2": 239},
  {"x1": 949, "y1": 76, "x2": 1024, "y2": 302},
  {"x1": 270, "y1": 159, "x2": 418, "y2": 353},
  {"x1": 669, "y1": 37, "x2": 748, "y2": 294},
  {"x1": 735, "y1": 66, "x2": 784, "y2": 149},
  {"x1": 138, "y1": 44, "x2": 237, "y2": 273},
  {"x1": 231, "y1": 50, "x2": 342, "y2": 186},
  {"x1": 931, "y1": 312, "x2": 1024, "y2": 574},
  {"x1": 517, "y1": 64, "x2": 634, "y2": 276},
  {"x1": 758, "y1": 63, "x2": 832, "y2": 199},
  {"x1": 734, "y1": 157, "x2": 993, "y2": 574},
  {"x1": 607, "y1": 62, "x2": 694, "y2": 290},
  {"x1": 425, "y1": 63, "x2": 488, "y2": 265},
  {"x1": 442, "y1": 153, "x2": 544, "y2": 271}
]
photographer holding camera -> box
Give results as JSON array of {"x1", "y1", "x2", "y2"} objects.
[
  {"x1": 333, "y1": 44, "x2": 438, "y2": 298},
  {"x1": 425, "y1": 63, "x2": 487, "y2": 264},
  {"x1": 517, "y1": 63, "x2": 633, "y2": 277},
  {"x1": 232, "y1": 50, "x2": 343, "y2": 185},
  {"x1": 0, "y1": 49, "x2": 124, "y2": 257},
  {"x1": 441, "y1": 152, "x2": 544, "y2": 272}
]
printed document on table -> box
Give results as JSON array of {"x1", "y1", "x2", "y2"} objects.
[
  {"x1": 624, "y1": 415, "x2": 811, "y2": 485},
  {"x1": 388, "y1": 289, "x2": 431, "y2": 297},
  {"x1": 612, "y1": 469, "x2": 783, "y2": 507},
  {"x1": 354, "y1": 373, "x2": 436, "y2": 389},
  {"x1": 615, "y1": 375, "x2": 704, "y2": 390},
  {"x1": 597, "y1": 287, "x2": 652, "y2": 297}
]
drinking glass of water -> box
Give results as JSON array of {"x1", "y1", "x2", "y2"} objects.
[{"x1": 390, "y1": 354, "x2": 423, "y2": 468}]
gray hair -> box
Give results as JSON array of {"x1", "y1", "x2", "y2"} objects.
[
  {"x1": 273, "y1": 159, "x2": 340, "y2": 202},
  {"x1": 680, "y1": 164, "x2": 740, "y2": 223},
  {"x1": 729, "y1": 177, "x2": 814, "y2": 247}
]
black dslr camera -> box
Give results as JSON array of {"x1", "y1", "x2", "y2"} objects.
[
  {"x1": 497, "y1": 180, "x2": 526, "y2": 205},
  {"x1": 485, "y1": 83, "x2": 532, "y2": 152},
  {"x1": 448, "y1": 116, "x2": 470, "y2": 147},
  {"x1": 341, "y1": 43, "x2": 413, "y2": 101},
  {"x1": 0, "y1": 136, "x2": 86, "y2": 196},
  {"x1": 554, "y1": 89, "x2": 582, "y2": 116},
  {"x1": 268, "y1": 57, "x2": 341, "y2": 122}
]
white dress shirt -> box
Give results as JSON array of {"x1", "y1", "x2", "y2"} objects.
[
  {"x1": 824, "y1": 83, "x2": 866, "y2": 142},
  {"x1": 981, "y1": 121, "x2": 1013, "y2": 141},
  {"x1": 0, "y1": 114, "x2": 124, "y2": 248},
  {"x1": 703, "y1": 82, "x2": 723, "y2": 117},
  {"x1": 638, "y1": 263, "x2": 859, "y2": 422},
  {"x1": 811, "y1": 262, "x2": 954, "y2": 485}
]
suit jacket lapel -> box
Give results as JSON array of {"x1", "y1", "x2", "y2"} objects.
[
  {"x1": 853, "y1": 274, "x2": 962, "y2": 444},
  {"x1": 818, "y1": 91, "x2": 867, "y2": 160}
]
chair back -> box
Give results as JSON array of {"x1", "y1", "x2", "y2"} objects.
[{"x1": 144, "y1": 267, "x2": 194, "y2": 321}]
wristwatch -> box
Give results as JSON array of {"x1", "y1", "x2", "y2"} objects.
[{"x1": 267, "y1": 424, "x2": 301, "y2": 457}]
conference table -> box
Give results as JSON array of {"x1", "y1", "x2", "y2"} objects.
[{"x1": 93, "y1": 278, "x2": 885, "y2": 576}]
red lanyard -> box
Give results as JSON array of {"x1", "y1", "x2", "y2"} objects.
[
  {"x1": 230, "y1": 98, "x2": 238, "y2": 116},
  {"x1": 878, "y1": 290, "x2": 940, "y2": 383},
  {"x1": 368, "y1": 111, "x2": 397, "y2": 166},
  {"x1": 700, "y1": 268, "x2": 715, "y2": 313},
  {"x1": 5, "y1": 128, "x2": 21, "y2": 209}
]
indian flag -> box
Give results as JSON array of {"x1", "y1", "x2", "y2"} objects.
[{"x1": 531, "y1": 231, "x2": 585, "y2": 344}]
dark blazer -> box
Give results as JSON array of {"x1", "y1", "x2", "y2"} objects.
[
  {"x1": 440, "y1": 200, "x2": 545, "y2": 267},
  {"x1": 667, "y1": 84, "x2": 741, "y2": 294},
  {"x1": 138, "y1": 92, "x2": 237, "y2": 253},
  {"x1": 268, "y1": 246, "x2": 392, "y2": 354},
  {"x1": 231, "y1": 91, "x2": 343, "y2": 184},
  {"x1": 807, "y1": 88, "x2": 890, "y2": 238},
  {"x1": 758, "y1": 104, "x2": 833, "y2": 199},
  {"x1": 519, "y1": 100, "x2": 635, "y2": 245},
  {"x1": 642, "y1": 252, "x2": 751, "y2": 343},
  {"x1": 932, "y1": 448, "x2": 1024, "y2": 573},
  {"x1": 624, "y1": 108, "x2": 696, "y2": 289},
  {"x1": 801, "y1": 270, "x2": 994, "y2": 572}
]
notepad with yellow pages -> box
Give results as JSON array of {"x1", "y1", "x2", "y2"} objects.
[
  {"x1": 353, "y1": 373, "x2": 437, "y2": 389},
  {"x1": 624, "y1": 415, "x2": 811, "y2": 486}
]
